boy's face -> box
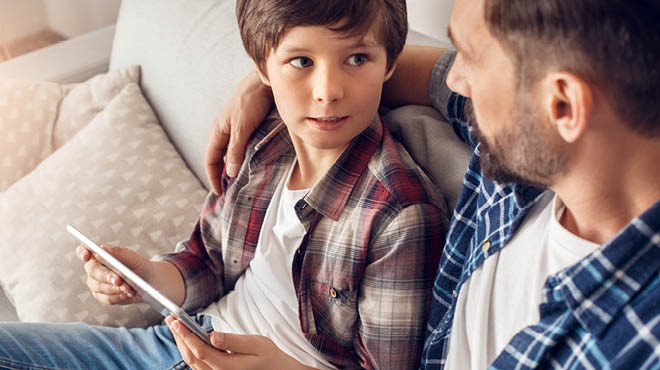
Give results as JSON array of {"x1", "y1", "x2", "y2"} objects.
[{"x1": 257, "y1": 23, "x2": 395, "y2": 158}]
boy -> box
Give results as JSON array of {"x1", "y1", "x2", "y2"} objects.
[{"x1": 0, "y1": 0, "x2": 447, "y2": 369}]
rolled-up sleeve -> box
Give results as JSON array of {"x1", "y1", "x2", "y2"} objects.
[{"x1": 153, "y1": 192, "x2": 225, "y2": 313}]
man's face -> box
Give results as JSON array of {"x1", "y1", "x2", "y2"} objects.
[
  {"x1": 259, "y1": 23, "x2": 394, "y2": 159},
  {"x1": 447, "y1": 0, "x2": 567, "y2": 187}
]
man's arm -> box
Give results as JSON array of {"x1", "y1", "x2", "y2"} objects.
[{"x1": 381, "y1": 45, "x2": 446, "y2": 108}]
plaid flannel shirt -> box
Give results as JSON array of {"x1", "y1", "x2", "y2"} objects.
[
  {"x1": 157, "y1": 114, "x2": 449, "y2": 369},
  {"x1": 420, "y1": 50, "x2": 660, "y2": 369}
]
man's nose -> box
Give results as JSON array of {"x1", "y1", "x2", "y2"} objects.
[
  {"x1": 446, "y1": 63, "x2": 471, "y2": 98},
  {"x1": 312, "y1": 65, "x2": 344, "y2": 104}
]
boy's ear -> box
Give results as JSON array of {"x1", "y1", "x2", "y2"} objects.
[
  {"x1": 383, "y1": 61, "x2": 398, "y2": 82},
  {"x1": 255, "y1": 63, "x2": 271, "y2": 86},
  {"x1": 542, "y1": 72, "x2": 593, "y2": 143}
]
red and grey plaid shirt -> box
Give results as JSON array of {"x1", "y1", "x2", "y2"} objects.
[{"x1": 157, "y1": 114, "x2": 448, "y2": 369}]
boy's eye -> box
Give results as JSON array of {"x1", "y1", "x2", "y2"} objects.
[
  {"x1": 290, "y1": 57, "x2": 313, "y2": 68},
  {"x1": 347, "y1": 54, "x2": 368, "y2": 66}
]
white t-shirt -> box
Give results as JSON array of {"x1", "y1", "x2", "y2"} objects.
[
  {"x1": 202, "y1": 162, "x2": 336, "y2": 370},
  {"x1": 445, "y1": 191, "x2": 600, "y2": 369}
]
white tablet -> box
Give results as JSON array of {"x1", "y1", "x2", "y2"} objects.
[{"x1": 66, "y1": 224, "x2": 211, "y2": 345}]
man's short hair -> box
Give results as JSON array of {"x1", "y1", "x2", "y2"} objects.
[
  {"x1": 236, "y1": 0, "x2": 407, "y2": 75},
  {"x1": 485, "y1": 0, "x2": 660, "y2": 136}
]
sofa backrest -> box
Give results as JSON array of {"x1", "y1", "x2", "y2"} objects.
[
  {"x1": 110, "y1": 0, "x2": 250, "y2": 191},
  {"x1": 109, "y1": 0, "x2": 472, "y2": 211}
]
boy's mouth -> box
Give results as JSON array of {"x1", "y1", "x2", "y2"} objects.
[{"x1": 307, "y1": 116, "x2": 349, "y2": 130}]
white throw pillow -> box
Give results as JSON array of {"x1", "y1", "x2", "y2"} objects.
[
  {"x1": 0, "y1": 66, "x2": 139, "y2": 191},
  {"x1": 0, "y1": 82, "x2": 207, "y2": 327}
]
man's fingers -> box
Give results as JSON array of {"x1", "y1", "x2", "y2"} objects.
[
  {"x1": 224, "y1": 124, "x2": 247, "y2": 179},
  {"x1": 205, "y1": 117, "x2": 231, "y2": 195}
]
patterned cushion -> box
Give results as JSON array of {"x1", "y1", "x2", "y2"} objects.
[
  {"x1": 0, "y1": 83, "x2": 207, "y2": 327},
  {"x1": 0, "y1": 66, "x2": 139, "y2": 191}
]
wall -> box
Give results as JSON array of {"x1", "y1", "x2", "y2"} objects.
[
  {"x1": 1, "y1": 0, "x2": 450, "y2": 45},
  {"x1": 0, "y1": 0, "x2": 48, "y2": 44},
  {"x1": 407, "y1": 0, "x2": 454, "y2": 44},
  {"x1": 42, "y1": 0, "x2": 121, "y2": 38}
]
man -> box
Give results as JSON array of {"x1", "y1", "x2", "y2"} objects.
[{"x1": 205, "y1": 0, "x2": 660, "y2": 368}]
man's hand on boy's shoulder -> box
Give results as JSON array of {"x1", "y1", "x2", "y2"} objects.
[
  {"x1": 205, "y1": 70, "x2": 274, "y2": 194},
  {"x1": 166, "y1": 315, "x2": 317, "y2": 370}
]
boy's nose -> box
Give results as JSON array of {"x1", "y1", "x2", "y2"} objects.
[{"x1": 313, "y1": 66, "x2": 344, "y2": 104}]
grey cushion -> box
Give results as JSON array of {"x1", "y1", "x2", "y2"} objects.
[{"x1": 384, "y1": 106, "x2": 472, "y2": 212}]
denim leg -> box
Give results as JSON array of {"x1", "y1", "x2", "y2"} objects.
[{"x1": 0, "y1": 320, "x2": 191, "y2": 370}]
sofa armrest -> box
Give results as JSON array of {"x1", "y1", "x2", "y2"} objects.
[{"x1": 0, "y1": 25, "x2": 115, "y2": 83}]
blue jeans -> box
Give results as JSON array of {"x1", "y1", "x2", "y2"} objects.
[{"x1": 0, "y1": 315, "x2": 214, "y2": 370}]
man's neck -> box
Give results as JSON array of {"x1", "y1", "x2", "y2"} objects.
[{"x1": 552, "y1": 134, "x2": 660, "y2": 244}]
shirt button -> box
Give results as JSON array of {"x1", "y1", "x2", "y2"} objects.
[
  {"x1": 329, "y1": 287, "x2": 337, "y2": 298},
  {"x1": 452, "y1": 290, "x2": 457, "y2": 298},
  {"x1": 482, "y1": 240, "x2": 491, "y2": 253}
]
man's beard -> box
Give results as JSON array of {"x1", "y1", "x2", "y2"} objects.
[{"x1": 466, "y1": 95, "x2": 568, "y2": 188}]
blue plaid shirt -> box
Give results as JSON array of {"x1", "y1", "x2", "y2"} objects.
[{"x1": 420, "y1": 50, "x2": 660, "y2": 369}]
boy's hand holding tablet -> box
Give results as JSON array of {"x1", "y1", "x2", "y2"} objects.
[
  {"x1": 69, "y1": 224, "x2": 211, "y2": 345},
  {"x1": 75, "y1": 241, "x2": 147, "y2": 306}
]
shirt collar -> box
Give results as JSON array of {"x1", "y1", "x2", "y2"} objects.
[
  {"x1": 304, "y1": 116, "x2": 383, "y2": 221},
  {"x1": 548, "y1": 199, "x2": 660, "y2": 337},
  {"x1": 250, "y1": 114, "x2": 383, "y2": 221}
]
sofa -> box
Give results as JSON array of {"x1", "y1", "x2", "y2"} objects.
[{"x1": 0, "y1": 0, "x2": 471, "y2": 327}]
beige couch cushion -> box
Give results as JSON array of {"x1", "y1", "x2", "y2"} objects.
[
  {"x1": 0, "y1": 67, "x2": 139, "y2": 191},
  {"x1": 0, "y1": 83, "x2": 206, "y2": 327}
]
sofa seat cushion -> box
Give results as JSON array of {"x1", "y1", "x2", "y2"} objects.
[{"x1": 0, "y1": 82, "x2": 206, "y2": 327}]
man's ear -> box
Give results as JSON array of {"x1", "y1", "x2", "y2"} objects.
[
  {"x1": 384, "y1": 61, "x2": 398, "y2": 82},
  {"x1": 542, "y1": 72, "x2": 593, "y2": 143},
  {"x1": 255, "y1": 63, "x2": 271, "y2": 87}
]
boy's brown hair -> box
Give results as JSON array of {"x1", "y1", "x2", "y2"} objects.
[{"x1": 236, "y1": 0, "x2": 407, "y2": 75}]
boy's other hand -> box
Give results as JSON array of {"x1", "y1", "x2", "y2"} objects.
[
  {"x1": 166, "y1": 315, "x2": 317, "y2": 370},
  {"x1": 205, "y1": 70, "x2": 273, "y2": 195},
  {"x1": 76, "y1": 244, "x2": 152, "y2": 305}
]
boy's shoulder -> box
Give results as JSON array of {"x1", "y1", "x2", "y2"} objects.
[
  {"x1": 364, "y1": 117, "x2": 448, "y2": 213},
  {"x1": 249, "y1": 109, "x2": 286, "y2": 144}
]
